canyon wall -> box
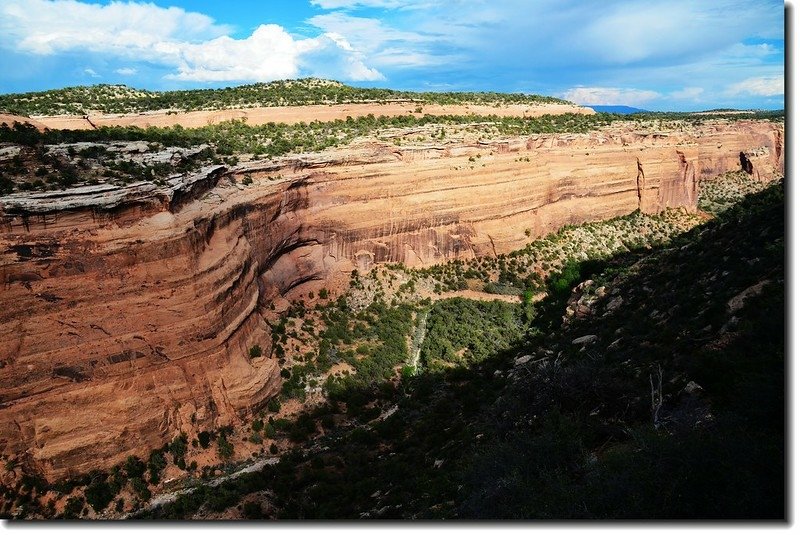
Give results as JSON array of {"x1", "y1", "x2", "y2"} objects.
[{"x1": 0, "y1": 120, "x2": 783, "y2": 479}]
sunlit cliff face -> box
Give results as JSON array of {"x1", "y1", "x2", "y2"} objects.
[{"x1": 0, "y1": 119, "x2": 783, "y2": 480}]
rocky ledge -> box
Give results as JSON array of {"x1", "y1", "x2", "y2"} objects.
[{"x1": 0, "y1": 165, "x2": 226, "y2": 220}]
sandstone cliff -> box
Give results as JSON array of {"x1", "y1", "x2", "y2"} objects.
[{"x1": 0, "y1": 119, "x2": 783, "y2": 480}]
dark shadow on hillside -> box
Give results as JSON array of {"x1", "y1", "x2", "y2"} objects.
[{"x1": 132, "y1": 183, "x2": 784, "y2": 520}]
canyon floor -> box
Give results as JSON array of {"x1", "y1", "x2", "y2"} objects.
[{"x1": 0, "y1": 83, "x2": 785, "y2": 519}]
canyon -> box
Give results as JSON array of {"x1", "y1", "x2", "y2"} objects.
[{"x1": 0, "y1": 118, "x2": 784, "y2": 481}]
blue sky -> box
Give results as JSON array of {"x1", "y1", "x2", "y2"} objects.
[{"x1": 0, "y1": 0, "x2": 785, "y2": 110}]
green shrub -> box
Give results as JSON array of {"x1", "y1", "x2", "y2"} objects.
[
  {"x1": 217, "y1": 434, "x2": 234, "y2": 460},
  {"x1": 123, "y1": 456, "x2": 146, "y2": 479},
  {"x1": 168, "y1": 433, "x2": 188, "y2": 464},
  {"x1": 85, "y1": 478, "x2": 115, "y2": 513},
  {"x1": 130, "y1": 477, "x2": 151, "y2": 501},
  {"x1": 548, "y1": 260, "x2": 582, "y2": 297},
  {"x1": 267, "y1": 398, "x2": 282, "y2": 413},
  {"x1": 63, "y1": 496, "x2": 85, "y2": 519},
  {"x1": 264, "y1": 423, "x2": 277, "y2": 439},
  {"x1": 147, "y1": 451, "x2": 167, "y2": 484},
  {"x1": 272, "y1": 418, "x2": 292, "y2": 431},
  {"x1": 243, "y1": 501, "x2": 263, "y2": 519}
]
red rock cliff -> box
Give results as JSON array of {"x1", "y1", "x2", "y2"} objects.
[{"x1": 0, "y1": 119, "x2": 783, "y2": 479}]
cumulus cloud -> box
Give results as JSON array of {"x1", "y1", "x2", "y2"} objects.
[
  {"x1": 561, "y1": 87, "x2": 661, "y2": 106},
  {"x1": 1, "y1": 0, "x2": 228, "y2": 56},
  {"x1": 0, "y1": 0, "x2": 383, "y2": 82},
  {"x1": 165, "y1": 25, "x2": 300, "y2": 81},
  {"x1": 164, "y1": 25, "x2": 383, "y2": 82},
  {"x1": 167, "y1": 26, "x2": 382, "y2": 82},
  {"x1": 114, "y1": 67, "x2": 137, "y2": 76},
  {"x1": 83, "y1": 67, "x2": 100, "y2": 78},
  {"x1": 299, "y1": 32, "x2": 385, "y2": 81},
  {"x1": 726, "y1": 76, "x2": 784, "y2": 96},
  {"x1": 308, "y1": 12, "x2": 447, "y2": 68}
]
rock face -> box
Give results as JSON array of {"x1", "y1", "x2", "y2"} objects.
[
  {"x1": 0, "y1": 114, "x2": 46, "y2": 131},
  {"x1": 0, "y1": 119, "x2": 783, "y2": 480},
  {"x1": 0, "y1": 165, "x2": 226, "y2": 216}
]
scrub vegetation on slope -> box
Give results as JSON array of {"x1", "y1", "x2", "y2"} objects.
[
  {"x1": 130, "y1": 182, "x2": 783, "y2": 520},
  {"x1": 0, "y1": 79, "x2": 571, "y2": 116}
]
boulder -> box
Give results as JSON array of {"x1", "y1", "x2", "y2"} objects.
[
  {"x1": 571, "y1": 334, "x2": 599, "y2": 345},
  {"x1": 514, "y1": 355, "x2": 534, "y2": 366}
]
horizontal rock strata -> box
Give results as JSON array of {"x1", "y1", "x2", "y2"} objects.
[{"x1": 0, "y1": 119, "x2": 783, "y2": 479}]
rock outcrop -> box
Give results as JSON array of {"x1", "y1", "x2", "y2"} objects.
[
  {"x1": 0, "y1": 165, "x2": 225, "y2": 218},
  {"x1": 0, "y1": 119, "x2": 783, "y2": 479},
  {"x1": 0, "y1": 114, "x2": 46, "y2": 131}
]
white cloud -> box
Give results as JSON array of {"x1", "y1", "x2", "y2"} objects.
[
  {"x1": 310, "y1": 0, "x2": 426, "y2": 9},
  {"x1": 0, "y1": 0, "x2": 383, "y2": 83},
  {"x1": 300, "y1": 32, "x2": 385, "y2": 81},
  {"x1": 166, "y1": 25, "x2": 383, "y2": 82},
  {"x1": 670, "y1": 87, "x2": 704, "y2": 100},
  {"x1": 83, "y1": 67, "x2": 100, "y2": 78},
  {"x1": 726, "y1": 76, "x2": 784, "y2": 96},
  {"x1": 166, "y1": 24, "x2": 305, "y2": 82},
  {"x1": 307, "y1": 13, "x2": 447, "y2": 68},
  {"x1": 309, "y1": 13, "x2": 424, "y2": 50},
  {"x1": 561, "y1": 87, "x2": 661, "y2": 107},
  {"x1": 115, "y1": 67, "x2": 137, "y2": 76},
  {"x1": 1, "y1": 0, "x2": 228, "y2": 56}
]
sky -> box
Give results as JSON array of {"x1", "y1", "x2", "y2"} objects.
[{"x1": 0, "y1": 0, "x2": 786, "y2": 110}]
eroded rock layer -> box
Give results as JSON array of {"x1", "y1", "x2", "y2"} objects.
[{"x1": 0, "y1": 120, "x2": 783, "y2": 479}]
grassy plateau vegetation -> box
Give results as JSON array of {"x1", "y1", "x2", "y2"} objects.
[{"x1": 0, "y1": 78, "x2": 570, "y2": 116}]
